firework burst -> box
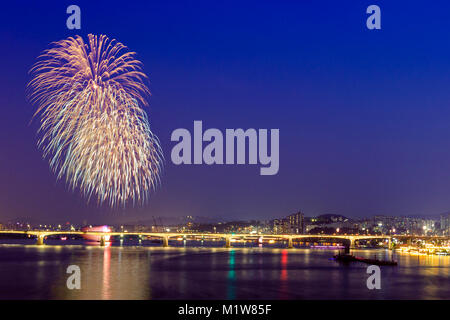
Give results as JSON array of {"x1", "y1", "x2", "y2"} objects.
[{"x1": 28, "y1": 34, "x2": 163, "y2": 207}]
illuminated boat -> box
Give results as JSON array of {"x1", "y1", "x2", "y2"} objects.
[{"x1": 81, "y1": 225, "x2": 111, "y2": 242}]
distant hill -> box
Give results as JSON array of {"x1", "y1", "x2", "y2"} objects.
[
  {"x1": 313, "y1": 214, "x2": 349, "y2": 224},
  {"x1": 5, "y1": 217, "x2": 47, "y2": 225},
  {"x1": 112, "y1": 215, "x2": 221, "y2": 227},
  {"x1": 437, "y1": 211, "x2": 450, "y2": 218}
]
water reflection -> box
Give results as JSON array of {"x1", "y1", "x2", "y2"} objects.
[
  {"x1": 227, "y1": 249, "x2": 236, "y2": 299},
  {"x1": 102, "y1": 246, "x2": 111, "y2": 299},
  {"x1": 0, "y1": 243, "x2": 449, "y2": 299},
  {"x1": 279, "y1": 249, "x2": 288, "y2": 299}
]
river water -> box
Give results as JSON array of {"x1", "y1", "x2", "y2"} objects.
[{"x1": 0, "y1": 240, "x2": 449, "y2": 299}]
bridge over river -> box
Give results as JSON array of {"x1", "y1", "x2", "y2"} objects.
[{"x1": 1, "y1": 230, "x2": 447, "y2": 251}]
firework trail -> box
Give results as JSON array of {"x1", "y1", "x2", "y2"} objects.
[{"x1": 28, "y1": 34, "x2": 163, "y2": 207}]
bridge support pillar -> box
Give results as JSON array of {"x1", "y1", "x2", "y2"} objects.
[
  {"x1": 350, "y1": 238, "x2": 356, "y2": 249},
  {"x1": 344, "y1": 238, "x2": 355, "y2": 254},
  {"x1": 100, "y1": 235, "x2": 106, "y2": 246},
  {"x1": 162, "y1": 236, "x2": 169, "y2": 247},
  {"x1": 388, "y1": 238, "x2": 392, "y2": 250},
  {"x1": 287, "y1": 237, "x2": 294, "y2": 249},
  {"x1": 36, "y1": 234, "x2": 45, "y2": 245},
  {"x1": 225, "y1": 236, "x2": 231, "y2": 248}
]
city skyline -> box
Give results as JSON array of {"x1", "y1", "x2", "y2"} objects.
[{"x1": 2, "y1": 211, "x2": 449, "y2": 235}]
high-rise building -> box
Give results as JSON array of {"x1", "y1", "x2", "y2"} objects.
[
  {"x1": 272, "y1": 211, "x2": 305, "y2": 234},
  {"x1": 272, "y1": 219, "x2": 282, "y2": 234},
  {"x1": 287, "y1": 211, "x2": 305, "y2": 234},
  {"x1": 441, "y1": 213, "x2": 450, "y2": 235}
]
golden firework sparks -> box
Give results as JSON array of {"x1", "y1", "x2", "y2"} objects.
[{"x1": 28, "y1": 34, "x2": 163, "y2": 207}]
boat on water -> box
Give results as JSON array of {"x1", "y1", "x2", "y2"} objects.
[
  {"x1": 81, "y1": 225, "x2": 112, "y2": 242},
  {"x1": 333, "y1": 253, "x2": 398, "y2": 266}
]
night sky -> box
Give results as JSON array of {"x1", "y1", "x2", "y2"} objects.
[{"x1": 1, "y1": 1, "x2": 450, "y2": 224}]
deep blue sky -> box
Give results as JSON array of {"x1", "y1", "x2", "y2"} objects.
[{"x1": 1, "y1": 1, "x2": 450, "y2": 224}]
